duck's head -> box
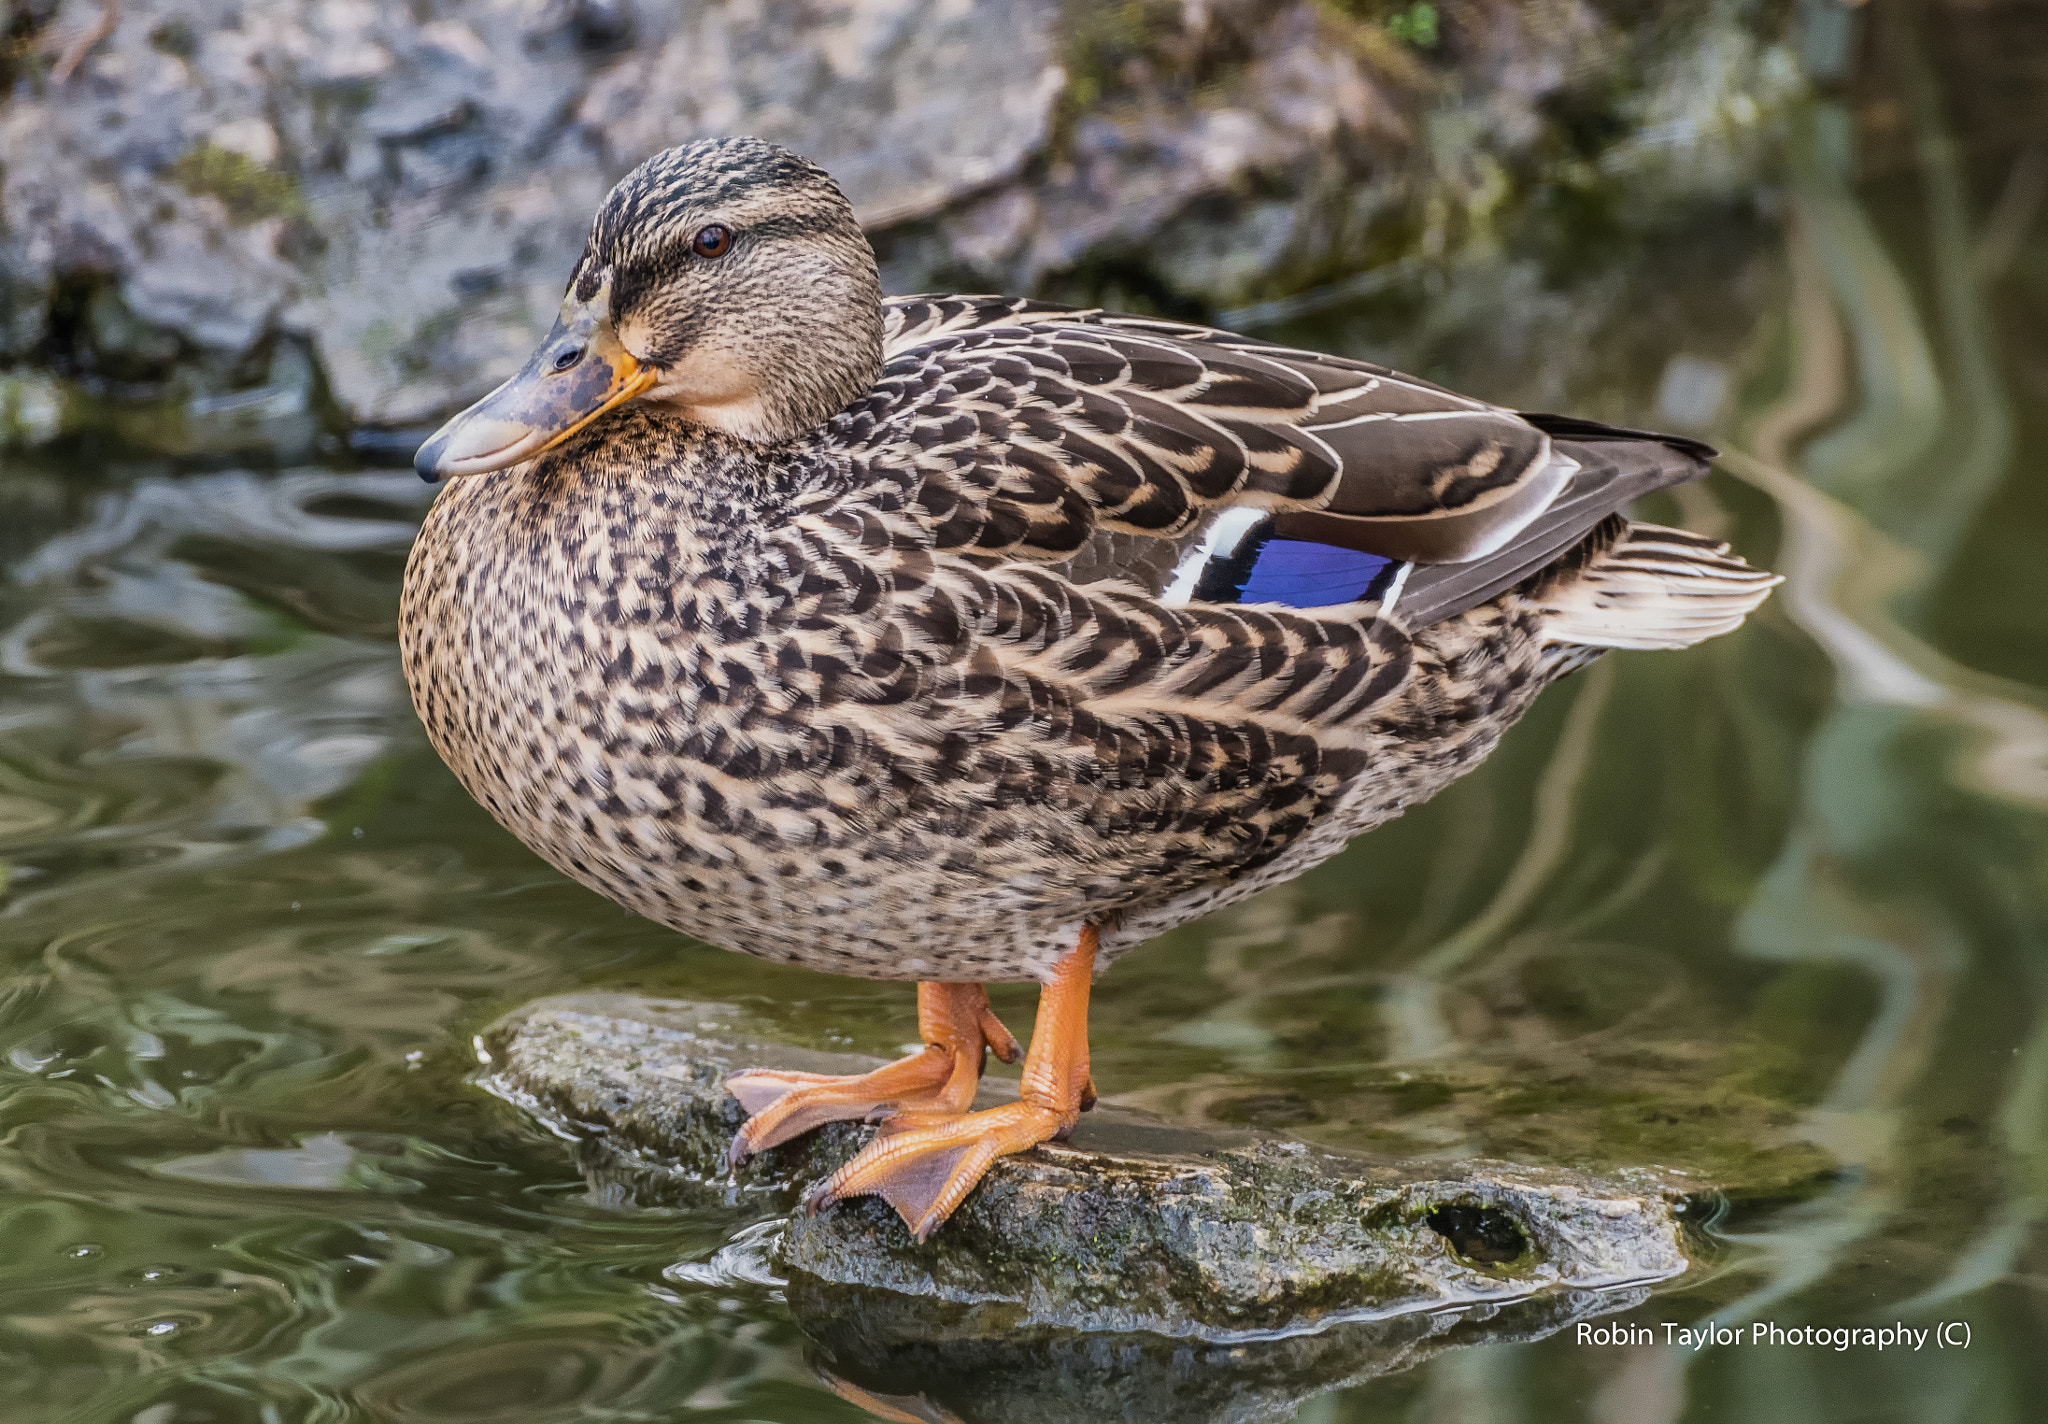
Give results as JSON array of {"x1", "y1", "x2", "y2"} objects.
[{"x1": 415, "y1": 137, "x2": 883, "y2": 481}]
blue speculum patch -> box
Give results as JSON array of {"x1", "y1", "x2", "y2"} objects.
[{"x1": 1192, "y1": 525, "x2": 1407, "y2": 610}]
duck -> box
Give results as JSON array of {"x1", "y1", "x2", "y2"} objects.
[{"x1": 401, "y1": 136, "x2": 1778, "y2": 1242}]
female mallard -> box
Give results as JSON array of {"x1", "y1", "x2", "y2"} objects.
[{"x1": 403, "y1": 137, "x2": 1777, "y2": 1240}]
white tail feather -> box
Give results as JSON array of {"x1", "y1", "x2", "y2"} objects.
[{"x1": 1540, "y1": 523, "x2": 1779, "y2": 651}]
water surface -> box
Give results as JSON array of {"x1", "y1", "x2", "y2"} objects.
[{"x1": 4, "y1": 14, "x2": 2047, "y2": 1423}]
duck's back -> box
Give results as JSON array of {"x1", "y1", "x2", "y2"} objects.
[{"x1": 400, "y1": 298, "x2": 1775, "y2": 983}]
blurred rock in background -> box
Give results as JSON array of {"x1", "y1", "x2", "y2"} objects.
[{"x1": 0, "y1": 0, "x2": 1799, "y2": 449}]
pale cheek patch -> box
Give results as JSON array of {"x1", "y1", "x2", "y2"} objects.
[
  {"x1": 635, "y1": 342, "x2": 782, "y2": 442},
  {"x1": 654, "y1": 344, "x2": 764, "y2": 406}
]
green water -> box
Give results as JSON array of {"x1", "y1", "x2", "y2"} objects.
[{"x1": 5, "y1": 21, "x2": 2048, "y2": 1424}]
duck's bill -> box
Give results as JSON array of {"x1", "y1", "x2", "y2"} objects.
[{"x1": 413, "y1": 304, "x2": 657, "y2": 482}]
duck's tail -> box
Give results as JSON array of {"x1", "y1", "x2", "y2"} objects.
[
  {"x1": 1529, "y1": 515, "x2": 1781, "y2": 651},
  {"x1": 1392, "y1": 415, "x2": 1777, "y2": 646}
]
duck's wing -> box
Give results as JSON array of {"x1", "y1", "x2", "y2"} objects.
[{"x1": 835, "y1": 297, "x2": 1712, "y2": 626}]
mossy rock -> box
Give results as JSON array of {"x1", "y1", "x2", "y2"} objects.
[{"x1": 479, "y1": 993, "x2": 1701, "y2": 1344}]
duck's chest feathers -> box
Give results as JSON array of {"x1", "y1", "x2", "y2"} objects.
[{"x1": 404, "y1": 439, "x2": 826, "y2": 816}]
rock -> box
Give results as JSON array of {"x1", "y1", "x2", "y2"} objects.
[
  {"x1": 480, "y1": 993, "x2": 1696, "y2": 1363},
  {"x1": 0, "y1": 0, "x2": 1066, "y2": 427},
  {"x1": 0, "y1": 0, "x2": 1801, "y2": 443}
]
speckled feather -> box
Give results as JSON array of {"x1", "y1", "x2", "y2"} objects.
[
  {"x1": 401, "y1": 140, "x2": 1775, "y2": 984},
  {"x1": 402, "y1": 303, "x2": 1772, "y2": 982},
  {"x1": 863, "y1": 295, "x2": 1566, "y2": 566}
]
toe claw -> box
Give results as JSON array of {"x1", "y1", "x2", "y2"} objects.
[
  {"x1": 979, "y1": 1005, "x2": 1023, "y2": 1064},
  {"x1": 719, "y1": 984, "x2": 1027, "y2": 1186}
]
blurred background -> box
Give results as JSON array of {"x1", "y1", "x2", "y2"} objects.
[{"x1": 2, "y1": 0, "x2": 2046, "y2": 1419}]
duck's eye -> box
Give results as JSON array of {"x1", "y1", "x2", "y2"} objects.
[{"x1": 691, "y1": 224, "x2": 733, "y2": 260}]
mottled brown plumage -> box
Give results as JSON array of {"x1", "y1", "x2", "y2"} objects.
[{"x1": 401, "y1": 137, "x2": 1778, "y2": 1237}]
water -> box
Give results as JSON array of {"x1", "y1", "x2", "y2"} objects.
[{"x1": 4, "y1": 18, "x2": 2047, "y2": 1424}]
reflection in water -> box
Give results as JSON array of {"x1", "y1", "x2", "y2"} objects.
[
  {"x1": 795, "y1": 1280, "x2": 1655, "y2": 1424},
  {"x1": 3, "y1": 9, "x2": 2048, "y2": 1421},
  {"x1": 1684, "y1": 24, "x2": 2048, "y2": 1409}
]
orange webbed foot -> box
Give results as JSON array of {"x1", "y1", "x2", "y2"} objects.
[
  {"x1": 724, "y1": 982, "x2": 1020, "y2": 1170},
  {"x1": 803, "y1": 926, "x2": 1098, "y2": 1241},
  {"x1": 804, "y1": 1099, "x2": 1072, "y2": 1241}
]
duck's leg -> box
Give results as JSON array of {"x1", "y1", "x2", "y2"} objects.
[
  {"x1": 804, "y1": 925, "x2": 1098, "y2": 1242},
  {"x1": 724, "y1": 982, "x2": 1021, "y2": 1168}
]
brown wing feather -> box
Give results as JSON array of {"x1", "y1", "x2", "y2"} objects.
[
  {"x1": 1394, "y1": 421, "x2": 1715, "y2": 627},
  {"x1": 838, "y1": 297, "x2": 1568, "y2": 574}
]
